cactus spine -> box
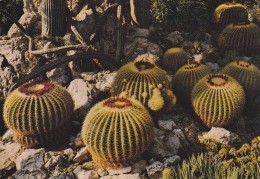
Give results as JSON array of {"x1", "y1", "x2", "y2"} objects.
[
  {"x1": 172, "y1": 63, "x2": 212, "y2": 106},
  {"x1": 162, "y1": 167, "x2": 174, "y2": 179},
  {"x1": 221, "y1": 60, "x2": 260, "y2": 104},
  {"x1": 81, "y1": 97, "x2": 154, "y2": 168},
  {"x1": 111, "y1": 55, "x2": 176, "y2": 112},
  {"x1": 130, "y1": 0, "x2": 152, "y2": 28},
  {"x1": 3, "y1": 81, "x2": 74, "y2": 148},
  {"x1": 218, "y1": 22, "x2": 260, "y2": 56},
  {"x1": 42, "y1": 0, "x2": 67, "y2": 38},
  {"x1": 163, "y1": 48, "x2": 189, "y2": 73},
  {"x1": 214, "y1": 2, "x2": 248, "y2": 29},
  {"x1": 191, "y1": 74, "x2": 245, "y2": 127}
]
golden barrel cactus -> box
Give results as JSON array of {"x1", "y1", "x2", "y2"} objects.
[
  {"x1": 214, "y1": 2, "x2": 248, "y2": 29},
  {"x1": 218, "y1": 22, "x2": 260, "y2": 56},
  {"x1": 221, "y1": 60, "x2": 260, "y2": 104},
  {"x1": 111, "y1": 56, "x2": 176, "y2": 112},
  {"x1": 163, "y1": 48, "x2": 189, "y2": 73},
  {"x1": 81, "y1": 97, "x2": 154, "y2": 168},
  {"x1": 192, "y1": 74, "x2": 245, "y2": 127},
  {"x1": 3, "y1": 81, "x2": 74, "y2": 148},
  {"x1": 172, "y1": 63, "x2": 212, "y2": 106}
]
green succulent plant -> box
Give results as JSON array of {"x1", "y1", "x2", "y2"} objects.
[
  {"x1": 3, "y1": 81, "x2": 74, "y2": 148},
  {"x1": 163, "y1": 48, "x2": 189, "y2": 73},
  {"x1": 130, "y1": 0, "x2": 152, "y2": 28},
  {"x1": 172, "y1": 63, "x2": 212, "y2": 106},
  {"x1": 214, "y1": 2, "x2": 248, "y2": 29},
  {"x1": 81, "y1": 97, "x2": 154, "y2": 168},
  {"x1": 218, "y1": 22, "x2": 260, "y2": 56},
  {"x1": 42, "y1": 0, "x2": 67, "y2": 38},
  {"x1": 221, "y1": 60, "x2": 260, "y2": 105},
  {"x1": 111, "y1": 55, "x2": 176, "y2": 112},
  {"x1": 192, "y1": 73, "x2": 245, "y2": 127},
  {"x1": 162, "y1": 167, "x2": 174, "y2": 179}
]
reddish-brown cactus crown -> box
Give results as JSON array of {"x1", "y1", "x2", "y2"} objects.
[
  {"x1": 184, "y1": 62, "x2": 200, "y2": 70},
  {"x1": 18, "y1": 82, "x2": 54, "y2": 96},
  {"x1": 207, "y1": 74, "x2": 229, "y2": 87},
  {"x1": 134, "y1": 61, "x2": 155, "y2": 72},
  {"x1": 233, "y1": 21, "x2": 250, "y2": 26},
  {"x1": 103, "y1": 97, "x2": 133, "y2": 109},
  {"x1": 236, "y1": 60, "x2": 251, "y2": 68}
]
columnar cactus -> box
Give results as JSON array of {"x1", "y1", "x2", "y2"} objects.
[
  {"x1": 163, "y1": 48, "x2": 189, "y2": 73},
  {"x1": 192, "y1": 74, "x2": 245, "y2": 127},
  {"x1": 3, "y1": 81, "x2": 74, "y2": 148},
  {"x1": 81, "y1": 97, "x2": 154, "y2": 168},
  {"x1": 172, "y1": 63, "x2": 212, "y2": 106},
  {"x1": 221, "y1": 60, "x2": 260, "y2": 104},
  {"x1": 111, "y1": 55, "x2": 176, "y2": 112},
  {"x1": 130, "y1": 0, "x2": 152, "y2": 28},
  {"x1": 214, "y1": 2, "x2": 248, "y2": 29},
  {"x1": 42, "y1": 0, "x2": 67, "y2": 38},
  {"x1": 218, "y1": 22, "x2": 260, "y2": 56}
]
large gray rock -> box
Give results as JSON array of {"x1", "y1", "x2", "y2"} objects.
[
  {"x1": 13, "y1": 169, "x2": 48, "y2": 179},
  {"x1": 107, "y1": 166, "x2": 132, "y2": 175},
  {"x1": 49, "y1": 173, "x2": 75, "y2": 179},
  {"x1": 73, "y1": 166, "x2": 98, "y2": 179},
  {"x1": 146, "y1": 161, "x2": 164, "y2": 178},
  {"x1": 158, "y1": 120, "x2": 176, "y2": 131}
]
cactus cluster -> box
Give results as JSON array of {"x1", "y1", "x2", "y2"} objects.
[
  {"x1": 163, "y1": 48, "x2": 189, "y2": 73},
  {"x1": 130, "y1": 0, "x2": 152, "y2": 28},
  {"x1": 192, "y1": 73, "x2": 245, "y2": 127},
  {"x1": 214, "y1": 2, "x2": 248, "y2": 29},
  {"x1": 81, "y1": 97, "x2": 154, "y2": 168},
  {"x1": 41, "y1": 0, "x2": 67, "y2": 38},
  {"x1": 172, "y1": 63, "x2": 212, "y2": 106},
  {"x1": 218, "y1": 22, "x2": 260, "y2": 56},
  {"x1": 3, "y1": 81, "x2": 74, "y2": 148},
  {"x1": 111, "y1": 55, "x2": 176, "y2": 112},
  {"x1": 221, "y1": 60, "x2": 260, "y2": 104}
]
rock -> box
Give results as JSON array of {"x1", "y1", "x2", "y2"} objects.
[
  {"x1": 63, "y1": 148, "x2": 75, "y2": 159},
  {"x1": 149, "y1": 136, "x2": 172, "y2": 159},
  {"x1": 205, "y1": 62, "x2": 220, "y2": 72},
  {"x1": 166, "y1": 31, "x2": 184, "y2": 46},
  {"x1": 13, "y1": 169, "x2": 48, "y2": 179},
  {"x1": 100, "y1": 174, "x2": 141, "y2": 179},
  {"x1": 44, "y1": 152, "x2": 62, "y2": 171},
  {"x1": 73, "y1": 166, "x2": 98, "y2": 179},
  {"x1": 16, "y1": 148, "x2": 45, "y2": 171},
  {"x1": 131, "y1": 160, "x2": 147, "y2": 174},
  {"x1": 23, "y1": 0, "x2": 41, "y2": 13},
  {"x1": 165, "y1": 134, "x2": 181, "y2": 154},
  {"x1": 49, "y1": 173, "x2": 75, "y2": 179},
  {"x1": 46, "y1": 64, "x2": 71, "y2": 85},
  {"x1": 199, "y1": 127, "x2": 240, "y2": 145},
  {"x1": 67, "y1": 0, "x2": 88, "y2": 16},
  {"x1": 95, "y1": 72, "x2": 116, "y2": 92},
  {"x1": 0, "y1": 142, "x2": 23, "y2": 171},
  {"x1": 97, "y1": 168, "x2": 109, "y2": 177},
  {"x1": 146, "y1": 161, "x2": 164, "y2": 178},
  {"x1": 193, "y1": 54, "x2": 203, "y2": 63},
  {"x1": 158, "y1": 120, "x2": 176, "y2": 131},
  {"x1": 107, "y1": 166, "x2": 132, "y2": 175},
  {"x1": 74, "y1": 132, "x2": 84, "y2": 147},
  {"x1": 73, "y1": 147, "x2": 90, "y2": 163},
  {"x1": 2, "y1": 129, "x2": 14, "y2": 140},
  {"x1": 163, "y1": 155, "x2": 181, "y2": 167},
  {"x1": 130, "y1": 28, "x2": 150, "y2": 39}
]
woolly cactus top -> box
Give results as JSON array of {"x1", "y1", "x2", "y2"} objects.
[
  {"x1": 166, "y1": 48, "x2": 185, "y2": 54},
  {"x1": 103, "y1": 97, "x2": 133, "y2": 109},
  {"x1": 234, "y1": 60, "x2": 254, "y2": 69},
  {"x1": 18, "y1": 82, "x2": 54, "y2": 96},
  {"x1": 206, "y1": 74, "x2": 229, "y2": 87},
  {"x1": 182, "y1": 62, "x2": 203, "y2": 71},
  {"x1": 219, "y1": 2, "x2": 244, "y2": 8},
  {"x1": 134, "y1": 61, "x2": 155, "y2": 72}
]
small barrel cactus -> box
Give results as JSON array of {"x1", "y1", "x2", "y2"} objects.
[
  {"x1": 3, "y1": 81, "x2": 74, "y2": 148},
  {"x1": 218, "y1": 22, "x2": 260, "y2": 56},
  {"x1": 192, "y1": 73, "x2": 245, "y2": 127},
  {"x1": 42, "y1": 0, "x2": 67, "y2": 38},
  {"x1": 214, "y1": 2, "x2": 248, "y2": 29},
  {"x1": 130, "y1": 0, "x2": 152, "y2": 28},
  {"x1": 111, "y1": 55, "x2": 176, "y2": 112},
  {"x1": 221, "y1": 60, "x2": 260, "y2": 104},
  {"x1": 163, "y1": 48, "x2": 189, "y2": 73},
  {"x1": 162, "y1": 167, "x2": 174, "y2": 179},
  {"x1": 81, "y1": 97, "x2": 154, "y2": 168},
  {"x1": 172, "y1": 63, "x2": 212, "y2": 106}
]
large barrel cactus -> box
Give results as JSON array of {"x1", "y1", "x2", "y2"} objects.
[
  {"x1": 221, "y1": 60, "x2": 260, "y2": 104},
  {"x1": 163, "y1": 48, "x2": 189, "y2": 73},
  {"x1": 81, "y1": 97, "x2": 154, "y2": 168},
  {"x1": 218, "y1": 22, "x2": 260, "y2": 56},
  {"x1": 3, "y1": 81, "x2": 74, "y2": 148},
  {"x1": 111, "y1": 55, "x2": 176, "y2": 112},
  {"x1": 192, "y1": 74, "x2": 245, "y2": 127},
  {"x1": 41, "y1": 0, "x2": 67, "y2": 38},
  {"x1": 214, "y1": 2, "x2": 248, "y2": 29},
  {"x1": 172, "y1": 63, "x2": 212, "y2": 106},
  {"x1": 130, "y1": 0, "x2": 152, "y2": 28}
]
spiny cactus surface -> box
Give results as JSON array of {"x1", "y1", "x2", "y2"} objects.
[
  {"x1": 214, "y1": 2, "x2": 248, "y2": 29},
  {"x1": 218, "y1": 22, "x2": 260, "y2": 56},
  {"x1": 162, "y1": 167, "x2": 174, "y2": 179},
  {"x1": 192, "y1": 73, "x2": 245, "y2": 127},
  {"x1": 163, "y1": 48, "x2": 189, "y2": 73},
  {"x1": 3, "y1": 81, "x2": 74, "y2": 148},
  {"x1": 81, "y1": 97, "x2": 154, "y2": 168},
  {"x1": 111, "y1": 55, "x2": 176, "y2": 112},
  {"x1": 221, "y1": 60, "x2": 260, "y2": 104},
  {"x1": 130, "y1": 0, "x2": 152, "y2": 28},
  {"x1": 172, "y1": 63, "x2": 212, "y2": 106}
]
